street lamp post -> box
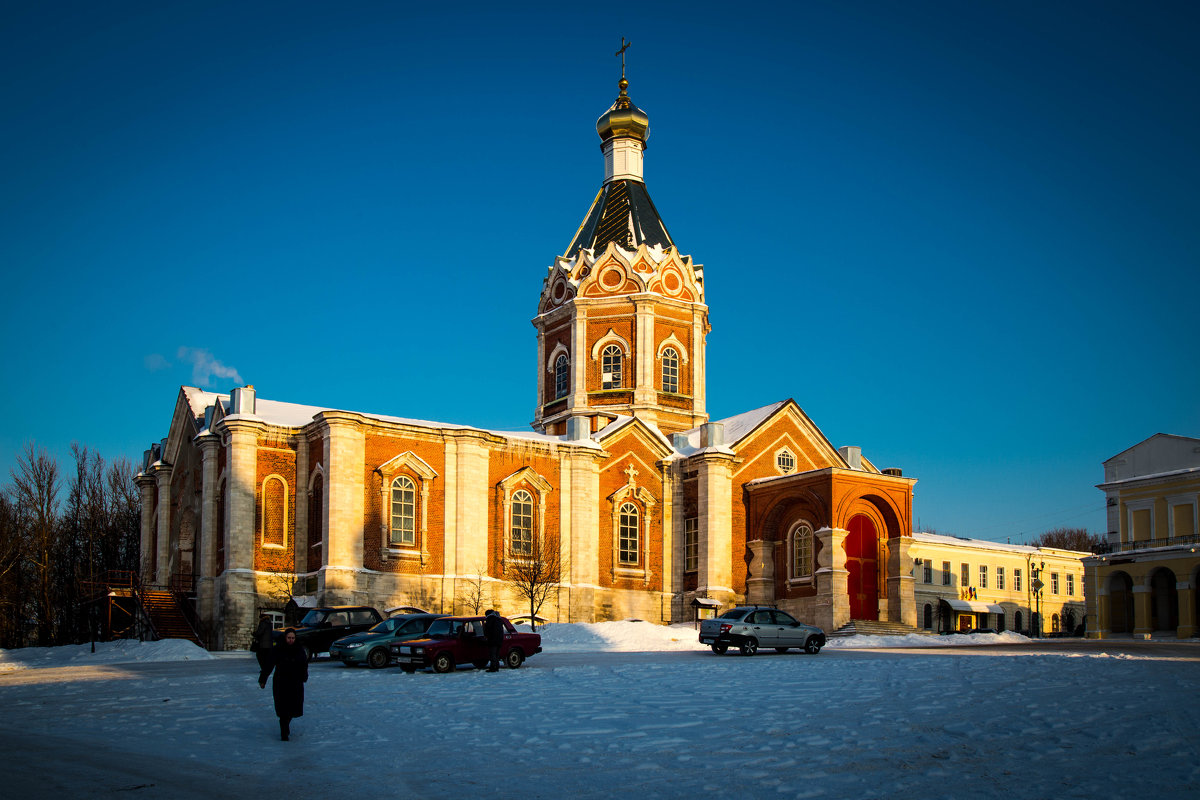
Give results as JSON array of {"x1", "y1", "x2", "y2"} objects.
[{"x1": 1030, "y1": 561, "x2": 1046, "y2": 638}]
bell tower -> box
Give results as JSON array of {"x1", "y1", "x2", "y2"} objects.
[{"x1": 533, "y1": 44, "x2": 709, "y2": 437}]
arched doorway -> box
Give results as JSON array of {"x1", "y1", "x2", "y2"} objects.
[
  {"x1": 845, "y1": 514, "x2": 879, "y2": 620},
  {"x1": 1108, "y1": 572, "x2": 1134, "y2": 633},
  {"x1": 1149, "y1": 568, "x2": 1179, "y2": 633}
]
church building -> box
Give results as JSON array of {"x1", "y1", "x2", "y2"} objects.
[{"x1": 137, "y1": 69, "x2": 918, "y2": 649}]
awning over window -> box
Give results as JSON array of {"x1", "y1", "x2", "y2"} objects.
[{"x1": 940, "y1": 598, "x2": 1004, "y2": 615}]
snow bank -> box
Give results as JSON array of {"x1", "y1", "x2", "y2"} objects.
[{"x1": 0, "y1": 638, "x2": 215, "y2": 672}]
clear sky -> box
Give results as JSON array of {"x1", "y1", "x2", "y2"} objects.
[{"x1": 2, "y1": 1, "x2": 1197, "y2": 543}]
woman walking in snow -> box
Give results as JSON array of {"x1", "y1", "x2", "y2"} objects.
[{"x1": 259, "y1": 627, "x2": 307, "y2": 741}]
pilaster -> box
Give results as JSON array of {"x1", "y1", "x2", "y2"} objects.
[
  {"x1": 569, "y1": 307, "x2": 588, "y2": 412},
  {"x1": 1132, "y1": 584, "x2": 1152, "y2": 639},
  {"x1": 633, "y1": 298, "x2": 656, "y2": 406},
  {"x1": 451, "y1": 432, "x2": 490, "y2": 586},
  {"x1": 153, "y1": 465, "x2": 174, "y2": 585},
  {"x1": 566, "y1": 448, "x2": 601, "y2": 620},
  {"x1": 196, "y1": 434, "x2": 221, "y2": 642},
  {"x1": 318, "y1": 412, "x2": 365, "y2": 603},
  {"x1": 696, "y1": 451, "x2": 736, "y2": 604},
  {"x1": 746, "y1": 540, "x2": 775, "y2": 605},
  {"x1": 135, "y1": 473, "x2": 157, "y2": 584},
  {"x1": 887, "y1": 535, "x2": 917, "y2": 627},
  {"x1": 1177, "y1": 581, "x2": 1195, "y2": 638},
  {"x1": 218, "y1": 417, "x2": 263, "y2": 574},
  {"x1": 814, "y1": 526, "x2": 850, "y2": 633}
]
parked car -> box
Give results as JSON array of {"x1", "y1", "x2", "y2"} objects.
[
  {"x1": 389, "y1": 615, "x2": 542, "y2": 673},
  {"x1": 698, "y1": 606, "x2": 825, "y2": 655},
  {"x1": 277, "y1": 605, "x2": 383, "y2": 660},
  {"x1": 329, "y1": 613, "x2": 446, "y2": 668}
]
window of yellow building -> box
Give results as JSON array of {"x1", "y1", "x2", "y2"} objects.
[{"x1": 997, "y1": 566, "x2": 1005, "y2": 590}]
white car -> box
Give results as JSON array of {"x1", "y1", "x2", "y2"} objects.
[{"x1": 699, "y1": 606, "x2": 826, "y2": 655}]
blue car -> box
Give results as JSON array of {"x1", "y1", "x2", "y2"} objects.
[{"x1": 329, "y1": 613, "x2": 445, "y2": 668}]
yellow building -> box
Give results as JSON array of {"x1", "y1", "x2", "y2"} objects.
[
  {"x1": 1085, "y1": 434, "x2": 1200, "y2": 639},
  {"x1": 910, "y1": 532, "x2": 1087, "y2": 636}
]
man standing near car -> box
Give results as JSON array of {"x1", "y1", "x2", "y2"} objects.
[{"x1": 483, "y1": 609, "x2": 504, "y2": 672}]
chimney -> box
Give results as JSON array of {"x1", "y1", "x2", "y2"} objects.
[
  {"x1": 231, "y1": 385, "x2": 256, "y2": 415},
  {"x1": 700, "y1": 422, "x2": 725, "y2": 448},
  {"x1": 839, "y1": 446, "x2": 862, "y2": 470}
]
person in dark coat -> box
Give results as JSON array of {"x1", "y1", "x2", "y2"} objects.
[
  {"x1": 259, "y1": 628, "x2": 308, "y2": 740},
  {"x1": 483, "y1": 609, "x2": 504, "y2": 672},
  {"x1": 252, "y1": 613, "x2": 274, "y2": 686}
]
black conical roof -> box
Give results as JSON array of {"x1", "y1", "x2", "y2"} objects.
[{"x1": 563, "y1": 179, "x2": 674, "y2": 259}]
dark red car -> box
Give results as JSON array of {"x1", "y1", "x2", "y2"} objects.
[{"x1": 389, "y1": 615, "x2": 542, "y2": 673}]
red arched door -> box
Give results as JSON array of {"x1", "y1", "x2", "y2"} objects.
[{"x1": 845, "y1": 515, "x2": 879, "y2": 620}]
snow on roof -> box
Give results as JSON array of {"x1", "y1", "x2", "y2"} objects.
[
  {"x1": 672, "y1": 401, "x2": 787, "y2": 456},
  {"x1": 911, "y1": 531, "x2": 1088, "y2": 557},
  {"x1": 179, "y1": 387, "x2": 591, "y2": 449}
]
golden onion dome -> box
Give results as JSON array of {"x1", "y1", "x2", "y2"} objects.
[{"x1": 596, "y1": 78, "x2": 649, "y2": 143}]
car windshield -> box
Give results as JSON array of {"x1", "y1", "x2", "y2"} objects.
[{"x1": 299, "y1": 610, "x2": 328, "y2": 626}]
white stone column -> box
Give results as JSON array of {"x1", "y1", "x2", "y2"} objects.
[
  {"x1": 135, "y1": 473, "x2": 157, "y2": 584},
  {"x1": 633, "y1": 298, "x2": 656, "y2": 407},
  {"x1": 566, "y1": 448, "x2": 601, "y2": 621},
  {"x1": 293, "y1": 435, "x2": 309, "y2": 568},
  {"x1": 153, "y1": 465, "x2": 174, "y2": 585},
  {"x1": 196, "y1": 434, "x2": 221, "y2": 639},
  {"x1": 696, "y1": 452, "x2": 736, "y2": 603},
  {"x1": 319, "y1": 412, "x2": 365, "y2": 603},
  {"x1": 691, "y1": 309, "x2": 707, "y2": 422},
  {"x1": 569, "y1": 307, "x2": 588, "y2": 412},
  {"x1": 815, "y1": 526, "x2": 849, "y2": 633},
  {"x1": 887, "y1": 535, "x2": 917, "y2": 627},
  {"x1": 451, "y1": 432, "x2": 490, "y2": 587}
]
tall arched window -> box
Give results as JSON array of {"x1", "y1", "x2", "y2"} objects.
[
  {"x1": 554, "y1": 354, "x2": 569, "y2": 399},
  {"x1": 511, "y1": 489, "x2": 534, "y2": 556},
  {"x1": 661, "y1": 348, "x2": 679, "y2": 394},
  {"x1": 601, "y1": 344, "x2": 623, "y2": 389},
  {"x1": 618, "y1": 503, "x2": 639, "y2": 564},
  {"x1": 308, "y1": 473, "x2": 324, "y2": 569},
  {"x1": 790, "y1": 522, "x2": 813, "y2": 581},
  {"x1": 390, "y1": 476, "x2": 416, "y2": 546},
  {"x1": 261, "y1": 475, "x2": 287, "y2": 549}
]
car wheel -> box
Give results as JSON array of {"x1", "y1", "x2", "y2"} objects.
[
  {"x1": 367, "y1": 648, "x2": 389, "y2": 669},
  {"x1": 775, "y1": 647, "x2": 790, "y2": 654},
  {"x1": 432, "y1": 652, "x2": 455, "y2": 673},
  {"x1": 400, "y1": 665, "x2": 416, "y2": 674},
  {"x1": 711, "y1": 643, "x2": 728, "y2": 655},
  {"x1": 739, "y1": 637, "x2": 758, "y2": 656},
  {"x1": 805, "y1": 637, "x2": 822, "y2": 655},
  {"x1": 472, "y1": 660, "x2": 489, "y2": 670},
  {"x1": 505, "y1": 649, "x2": 524, "y2": 669}
]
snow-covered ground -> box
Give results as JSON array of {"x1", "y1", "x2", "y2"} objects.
[{"x1": 2, "y1": 624, "x2": 1198, "y2": 798}]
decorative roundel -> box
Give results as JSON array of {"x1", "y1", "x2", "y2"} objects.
[
  {"x1": 599, "y1": 266, "x2": 626, "y2": 291},
  {"x1": 551, "y1": 278, "x2": 568, "y2": 303},
  {"x1": 662, "y1": 269, "x2": 681, "y2": 295},
  {"x1": 579, "y1": 266, "x2": 591, "y2": 279}
]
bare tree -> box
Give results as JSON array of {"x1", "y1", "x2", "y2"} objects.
[
  {"x1": 458, "y1": 564, "x2": 489, "y2": 615},
  {"x1": 506, "y1": 536, "x2": 561, "y2": 630},
  {"x1": 1030, "y1": 527, "x2": 1104, "y2": 554},
  {"x1": 10, "y1": 443, "x2": 61, "y2": 644}
]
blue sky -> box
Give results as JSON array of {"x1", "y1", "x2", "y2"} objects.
[{"x1": 2, "y1": 1, "x2": 1197, "y2": 542}]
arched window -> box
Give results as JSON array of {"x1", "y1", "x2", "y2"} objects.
[
  {"x1": 618, "y1": 503, "x2": 639, "y2": 564},
  {"x1": 1051, "y1": 613, "x2": 1060, "y2": 633},
  {"x1": 390, "y1": 476, "x2": 416, "y2": 546},
  {"x1": 308, "y1": 473, "x2": 324, "y2": 569},
  {"x1": 511, "y1": 489, "x2": 534, "y2": 556},
  {"x1": 554, "y1": 354, "x2": 569, "y2": 399},
  {"x1": 261, "y1": 475, "x2": 288, "y2": 549},
  {"x1": 790, "y1": 522, "x2": 813, "y2": 581},
  {"x1": 661, "y1": 348, "x2": 679, "y2": 394},
  {"x1": 1015, "y1": 610, "x2": 1023, "y2": 633},
  {"x1": 602, "y1": 344, "x2": 623, "y2": 390}
]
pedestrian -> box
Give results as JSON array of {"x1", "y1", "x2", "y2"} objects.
[
  {"x1": 259, "y1": 627, "x2": 308, "y2": 741},
  {"x1": 251, "y1": 613, "x2": 274, "y2": 686},
  {"x1": 483, "y1": 608, "x2": 504, "y2": 672}
]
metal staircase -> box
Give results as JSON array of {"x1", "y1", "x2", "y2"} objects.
[{"x1": 139, "y1": 589, "x2": 204, "y2": 647}]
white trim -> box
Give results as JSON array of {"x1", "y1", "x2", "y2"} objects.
[
  {"x1": 656, "y1": 333, "x2": 689, "y2": 364},
  {"x1": 1166, "y1": 493, "x2": 1198, "y2": 540},
  {"x1": 260, "y1": 474, "x2": 288, "y2": 550},
  {"x1": 546, "y1": 342, "x2": 570, "y2": 374},
  {"x1": 590, "y1": 328, "x2": 631, "y2": 360}
]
